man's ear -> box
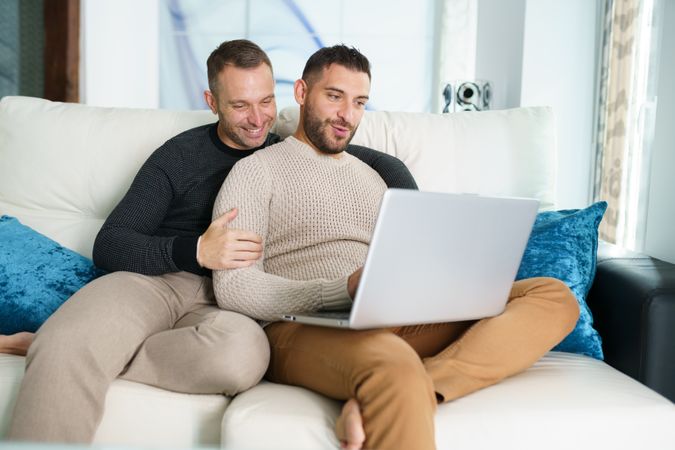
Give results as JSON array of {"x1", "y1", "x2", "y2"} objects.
[
  {"x1": 294, "y1": 79, "x2": 307, "y2": 106},
  {"x1": 204, "y1": 90, "x2": 218, "y2": 115}
]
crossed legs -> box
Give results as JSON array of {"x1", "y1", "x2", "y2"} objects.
[{"x1": 265, "y1": 277, "x2": 579, "y2": 450}]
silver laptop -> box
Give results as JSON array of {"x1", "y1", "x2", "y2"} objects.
[{"x1": 281, "y1": 189, "x2": 539, "y2": 329}]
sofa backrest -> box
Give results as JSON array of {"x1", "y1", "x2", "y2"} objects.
[
  {"x1": 0, "y1": 96, "x2": 216, "y2": 257},
  {"x1": 275, "y1": 106, "x2": 557, "y2": 209},
  {"x1": 0, "y1": 96, "x2": 556, "y2": 259}
]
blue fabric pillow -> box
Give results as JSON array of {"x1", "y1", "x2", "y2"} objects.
[
  {"x1": 516, "y1": 201, "x2": 607, "y2": 360},
  {"x1": 0, "y1": 215, "x2": 106, "y2": 334}
]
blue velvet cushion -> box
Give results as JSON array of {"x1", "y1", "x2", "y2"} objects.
[
  {"x1": 0, "y1": 215, "x2": 105, "y2": 334},
  {"x1": 516, "y1": 201, "x2": 607, "y2": 360}
]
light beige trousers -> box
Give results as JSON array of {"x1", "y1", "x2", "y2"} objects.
[
  {"x1": 265, "y1": 277, "x2": 580, "y2": 450},
  {"x1": 8, "y1": 271, "x2": 270, "y2": 443}
]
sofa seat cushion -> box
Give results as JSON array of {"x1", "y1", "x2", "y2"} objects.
[
  {"x1": 0, "y1": 354, "x2": 229, "y2": 447},
  {"x1": 220, "y1": 352, "x2": 675, "y2": 450}
]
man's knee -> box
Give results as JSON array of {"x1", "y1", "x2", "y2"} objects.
[
  {"x1": 198, "y1": 312, "x2": 270, "y2": 394},
  {"x1": 530, "y1": 277, "x2": 580, "y2": 333}
]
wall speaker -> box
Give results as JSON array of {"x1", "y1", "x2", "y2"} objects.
[{"x1": 442, "y1": 80, "x2": 491, "y2": 113}]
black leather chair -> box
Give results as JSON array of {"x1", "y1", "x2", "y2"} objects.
[{"x1": 587, "y1": 241, "x2": 675, "y2": 402}]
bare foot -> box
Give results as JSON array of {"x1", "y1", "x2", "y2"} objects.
[
  {"x1": 336, "y1": 398, "x2": 365, "y2": 450},
  {"x1": 0, "y1": 332, "x2": 35, "y2": 356}
]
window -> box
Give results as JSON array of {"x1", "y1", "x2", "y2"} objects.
[{"x1": 159, "y1": 0, "x2": 438, "y2": 112}]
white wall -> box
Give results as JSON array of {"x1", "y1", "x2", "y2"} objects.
[
  {"x1": 473, "y1": 0, "x2": 599, "y2": 209},
  {"x1": 519, "y1": 0, "x2": 599, "y2": 209},
  {"x1": 644, "y1": 0, "x2": 675, "y2": 264},
  {"x1": 475, "y1": 0, "x2": 526, "y2": 110},
  {"x1": 81, "y1": 0, "x2": 159, "y2": 108}
]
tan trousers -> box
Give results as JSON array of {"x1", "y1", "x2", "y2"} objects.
[
  {"x1": 8, "y1": 271, "x2": 270, "y2": 443},
  {"x1": 265, "y1": 277, "x2": 580, "y2": 450}
]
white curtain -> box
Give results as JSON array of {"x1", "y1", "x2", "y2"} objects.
[{"x1": 593, "y1": 0, "x2": 662, "y2": 250}]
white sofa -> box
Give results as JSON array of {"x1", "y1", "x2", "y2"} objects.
[{"x1": 0, "y1": 96, "x2": 673, "y2": 449}]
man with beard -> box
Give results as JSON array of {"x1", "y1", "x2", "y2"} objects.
[
  {"x1": 7, "y1": 40, "x2": 415, "y2": 444},
  {"x1": 211, "y1": 45, "x2": 579, "y2": 450}
]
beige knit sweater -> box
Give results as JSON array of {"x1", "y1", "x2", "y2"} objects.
[{"x1": 212, "y1": 136, "x2": 387, "y2": 322}]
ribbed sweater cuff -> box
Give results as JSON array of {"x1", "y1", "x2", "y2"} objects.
[
  {"x1": 172, "y1": 236, "x2": 206, "y2": 275},
  {"x1": 320, "y1": 276, "x2": 352, "y2": 310}
]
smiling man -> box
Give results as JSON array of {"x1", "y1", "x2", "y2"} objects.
[
  {"x1": 211, "y1": 45, "x2": 579, "y2": 450},
  {"x1": 8, "y1": 39, "x2": 275, "y2": 443},
  {"x1": 204, "y1": 48, "x2": 276, "y2": 150}
]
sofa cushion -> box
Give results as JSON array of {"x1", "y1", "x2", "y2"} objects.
[
  {"x1": 221, "y1": 382, "x2": 341, "y2": 449},
  {"x1": 0, "y1": 215, "x2": 105, "y2": 334},
  {"x1": 276, "y1": 106, "x2": 557, "y2": 210},
  {"x1": 516, "y1": 202, "x2": 607, "y2": 360},
  {"x1": 0, "y1": 96, "x2": 216, "y2": 258},
  {"x1": 0, "y1": 354, "x2": 229, "y2": 447},
  {"x1": 221, "y1": 353, "x2": 675, "y2": 450}
]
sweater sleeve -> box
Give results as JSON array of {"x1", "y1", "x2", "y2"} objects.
[
  {"x1": 211, "y1": 155, "x2": 352, "y2": 322},
  {"x1": 93, "y1": 147, "x2": 186, "y2": 275},
  {"x1": 346, "y1": 145, "x2": 418, "y2": 190}
]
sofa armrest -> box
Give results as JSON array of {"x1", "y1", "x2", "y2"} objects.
[{"x1": 587, "y1": 241, "x2": 675, "y2": 402}]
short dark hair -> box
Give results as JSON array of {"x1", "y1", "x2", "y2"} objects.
[
  {"x1": 301, "y1": 44, "x2": 371, "y2": 86},
  {"x1": 206, "y1": 39, "x2": 273, "y2": 94}
]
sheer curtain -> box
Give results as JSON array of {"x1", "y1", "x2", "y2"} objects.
[{"x1": 593, "y1": 0, "x2": 662, "y2": 250}]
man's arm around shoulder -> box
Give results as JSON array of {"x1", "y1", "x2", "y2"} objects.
[{"x1": 346, "y1": 145, "x2": 418, "y2": 190}]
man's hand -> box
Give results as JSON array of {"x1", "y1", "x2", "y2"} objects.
[
  {"x1": 197, "y1": 208, "x2": 263, "y2": 270},
  {"x1": 347, "y1": 267, "x2": 363, "y2": 300}
]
